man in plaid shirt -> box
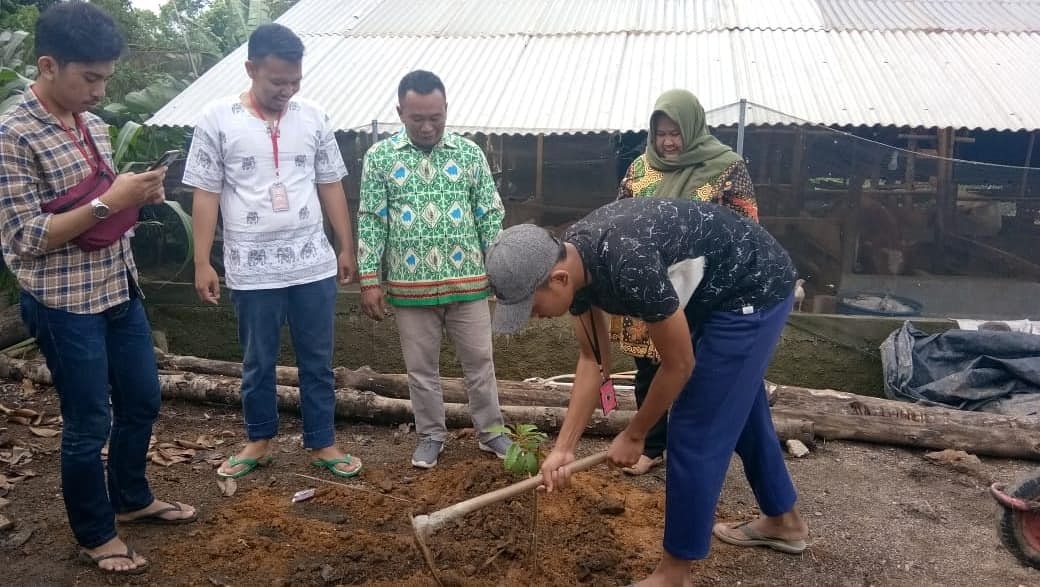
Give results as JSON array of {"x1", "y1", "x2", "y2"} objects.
[{"x1": 0, "y1": 3, "x2": 196, "y2": 575}]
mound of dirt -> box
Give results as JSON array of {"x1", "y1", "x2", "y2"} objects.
[{"x1": 154, "y1": 458, "x2": 663, "y2": 586}]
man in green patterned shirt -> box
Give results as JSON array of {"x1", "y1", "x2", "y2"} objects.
[{"x1": 357, "y1": 70, "x2": 511, "y2": 468}]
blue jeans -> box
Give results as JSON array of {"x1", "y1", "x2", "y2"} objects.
[
  {"x1": 664, "y1": 295, "x2": 798, "y2": 559},
  {"x1": 231, "y1": 276, "x2": 337, "y2": 449},
  {"x1": 21, "y1": 291, "x2": 159, "y2": 549}
]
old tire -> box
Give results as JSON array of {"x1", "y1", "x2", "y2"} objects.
[{"x1": 998, "y1": 473, "x2": 1040, "y2": 569}]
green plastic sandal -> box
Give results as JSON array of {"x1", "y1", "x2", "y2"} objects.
[
  {"x1": 216, "y1": 454, "x2": 273, "y2": 479},
  {"x1": 311, "y1": 455, "x2": 363, "y2": 479}
]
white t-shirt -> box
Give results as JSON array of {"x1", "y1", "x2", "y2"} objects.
[{"x1": 183, "y1": 95, "x2": 348, "y2": 290}]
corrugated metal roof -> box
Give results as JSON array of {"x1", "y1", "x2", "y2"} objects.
[
  {"x1": 149, "y1": 28, "x2": 1040, "y2": 132},
  {"x1": 277, "y1": 0, "x2": 1040, "y2": 35}
]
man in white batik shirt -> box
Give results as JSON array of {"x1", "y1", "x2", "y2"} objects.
[{"x1": 183, "y1": 23, "x2": 364, "y2": 480}]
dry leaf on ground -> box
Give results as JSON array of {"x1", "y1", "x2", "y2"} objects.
[
  {"x1": 216, "y1": 477, "x2": 237, "y2": 497},
  {"x1": 28, "y1": 427, "x2": 60, "y2": 438},
  {"x1": 193, "y1": 450, "x2": 225, "y2": 466},
  {"x1": 0, "y1": 447, "x2": 31, "y2": 466},
  {"x1": 176, "y1": 434, "x2": 219, "y2": 450}
]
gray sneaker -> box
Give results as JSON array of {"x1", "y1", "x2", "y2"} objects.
[
  {"x1": 411, "y1": 439, "x2": 445, "y2": 469},
  {"x1": 478, "y1": 435, "x2": 513, "y2": 459}
]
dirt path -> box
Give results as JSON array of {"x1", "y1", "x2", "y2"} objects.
[{"x1": 0, "y1": 382, "x2": 1037, "y2": 586}]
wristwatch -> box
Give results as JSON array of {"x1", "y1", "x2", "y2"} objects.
[{"x1": 90, "y1": 197, "x2": 110, "y2": 220}]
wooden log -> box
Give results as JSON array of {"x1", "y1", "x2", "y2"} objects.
[
  {"x1": 155, "y1": 371, "x2": 633, "y2": 436},
  {"x1": 1, "y1": 354, "x2": 632, "y2": 436},
  {"x1": 769, "y1": 385, "x2": 1040, "y2": 460},
  {"x1": 8, "y1": 354, "x2": 1040, "y2": 459},
  {"x1": 156, "y1": 351, "x2": 637, "y2": 410},
  {"x1": 0, "y1": 305, "x2": 30, "y2": 350}
]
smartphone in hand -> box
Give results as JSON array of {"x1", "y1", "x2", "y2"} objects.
[{"x1": 149, "y1": 149, "x2": 182, "y2": 171}]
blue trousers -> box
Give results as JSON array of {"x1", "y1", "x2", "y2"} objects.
[
  {"x1": 21, "y1": 291, "x2": 159, "y2": 549},
  {"x1": 231, "y1": 276, "x2": 337, "y2": 449},
  {"x1": 664, "y1": 296, "x2": 798, "y2": 559}
]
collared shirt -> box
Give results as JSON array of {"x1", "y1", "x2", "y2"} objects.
[
  {"x1": 182, "y1": 95, "x2": 347, "y2": 290},
  {"x1": 0, "y1": 89, "x2": 138, "y2": 314},
  {"x1": 357, "y1": 131, "x2": 504, "y2": 307},
  {"x1": 567, "y1": 198, "x2": 795, "y2": 321}
]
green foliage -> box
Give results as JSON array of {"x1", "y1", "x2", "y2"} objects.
[
  {"x1": 219, "y1": 0, "x2": 273, "y2": 51},
  {"x1": 0, "y1": 263, "x2": 19, "y2": 306},
  {"x1": 0, "y1": 0, "x2": 300, "y2": 286},
  {"x1": 0, "y1": 3, "x2": 42, "y2": 37},
  {"x1": 133, "y1": 199, "x2": 195, "y2": 281},
  {"x1": 486, "y1": 423, "x2": 548, "y2": 477},
  {"x1": 0, "y1": 28, "x2": 33, "y2": 115},
  {"x1": 103, "y1": 74, "x2": 189, "y2": 125}
]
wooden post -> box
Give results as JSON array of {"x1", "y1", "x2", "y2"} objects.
[
  {"x1": 904, "y1": 138, "x2": 917, "y2": 191},
  {"x1": 789, "y1": 128, "x2": 806, "y2": 216},
  {"x1": 840, "y1": 170, "x2": 865, "y2": 276},
  {"x1": 736, "y1": 98, "x2": 748, "y2": 156},
  {"x1": 535, "y1": 134, "x2": 544, "y2": 202},
  {"x1": 934, "y1": 128, "x2": 956, "y2": 258},
  {"x1": 1021, "y1": 131, "x2": 1037, "y2": 198}
]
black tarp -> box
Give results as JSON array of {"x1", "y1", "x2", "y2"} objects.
[{"x1": 880, "y1": 322, "x2": 1040, "y2": 416}]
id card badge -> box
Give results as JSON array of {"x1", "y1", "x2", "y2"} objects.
[
  {"x1": 270, "y1": 181, "x2": 290, "y2": 212},
  {"x1": 599, "y1": 378, "x2": 618, "y2": 416}
]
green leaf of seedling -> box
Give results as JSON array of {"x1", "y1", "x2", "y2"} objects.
[
  {"x1": 515, "y1": 423, "x2": 537, "y2": 436},
  {"x1": 504, "y1": 444, "x2": 521, "y2": 474},
  {"x1": 484, "y1": 424, "x2": 512, "y2": 437},
  {"x1": 520, "y1": 451, "x2": 538, "y2": 476}
]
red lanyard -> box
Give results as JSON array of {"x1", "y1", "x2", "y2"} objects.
[
  {"x1": 31, "y1": 85, "x2": 97, "y2": 172},
  {"x1": 247, "y1": 92, "x2": 285, "y2": 177}
]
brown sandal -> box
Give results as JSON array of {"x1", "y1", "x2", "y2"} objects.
[
  {"x1": 78, "y1": 544, "x2": 150, "y2": 574},
  {"x1": 712, "y1": 521, "x2": 808, "y2": 554}
]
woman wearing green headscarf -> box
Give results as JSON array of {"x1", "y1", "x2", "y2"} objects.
[{"x1": 613, "y1": 89, "x2": 760, "y2": 476}]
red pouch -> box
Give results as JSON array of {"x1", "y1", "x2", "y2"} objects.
[{"x1": 40, "y1": 147, "x2": 138, "y2": 252}]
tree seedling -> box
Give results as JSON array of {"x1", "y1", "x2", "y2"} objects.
[
  {"x1": 486, "y1": 422, "x2": 549, "y2": 566},
  {"x1": 486, "y1": 423, "x2": 548, "y2": 477}
]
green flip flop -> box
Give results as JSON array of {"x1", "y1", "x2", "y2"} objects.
[
  {"x1": 311, "y1": 455, "x2": 363, "y2": 479},
  {"x1": 217, "y1": 454, "x2": 273, "y2": 479}
]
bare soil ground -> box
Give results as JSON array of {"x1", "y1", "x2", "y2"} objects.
[{"x1": 1, "y1": 380, "x2": 1038, "y2": 586}]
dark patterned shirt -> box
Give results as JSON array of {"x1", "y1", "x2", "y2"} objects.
[
  {"x1": 566, "y1": 198, "x2": 794, "y2": 321},
  {"x1": 0, "y1": 89, "x2": 139, "y2": 314}
]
